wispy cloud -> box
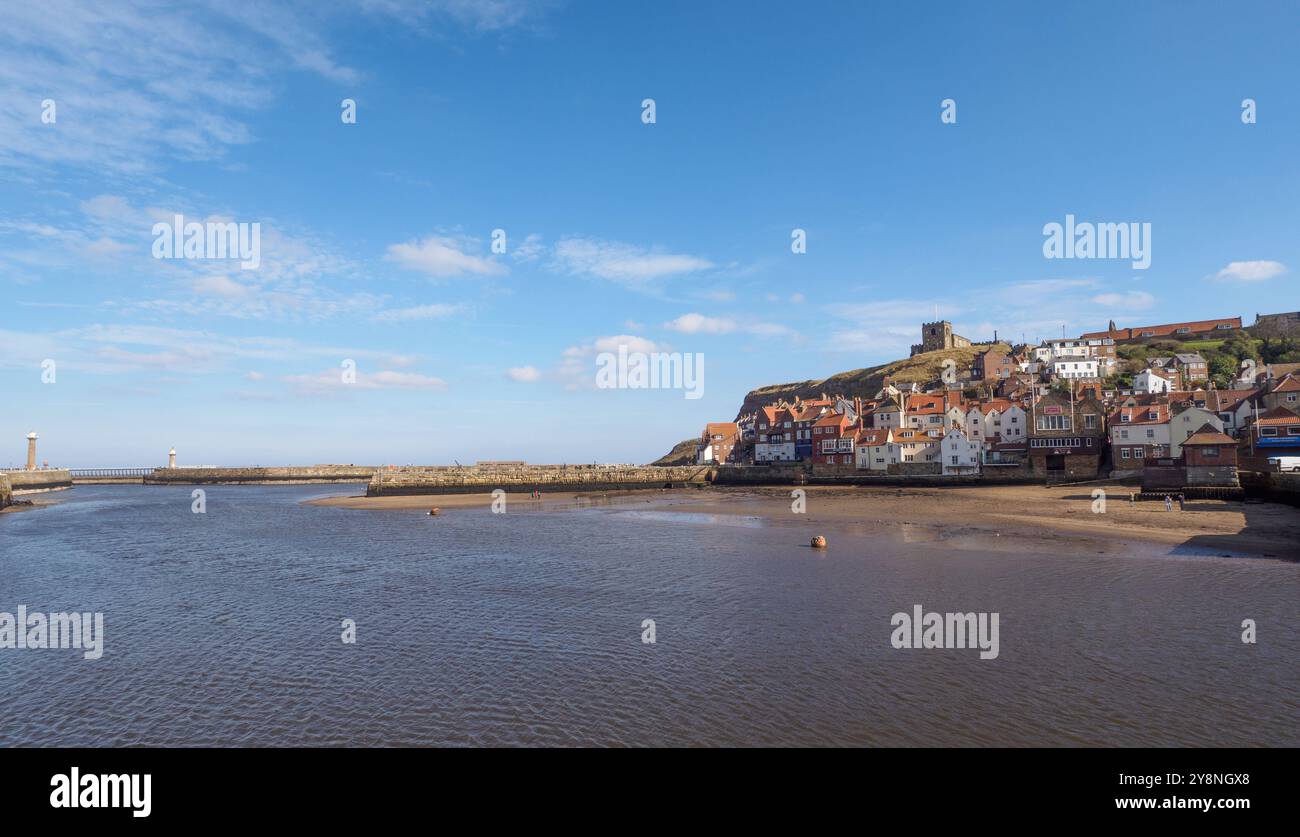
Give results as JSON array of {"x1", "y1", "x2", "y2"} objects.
[
  {"x1": 550, "y1": 237, "x2": 713, "y2": 285},
  {"x1": 1214, "y1": 260, "x2": 1286, "y2": 282},
  {"x1": 663, "y1": 312, "x2": 794, "y2": 338},
  {"x1": 1092, "y1": 290, "x2": 1155, "y2": 309},
  {"x1": 370, "y1": 303, "x2": 465, "y2": 323},
  {"x1": 283, "y1": 368, "x2": 447, "y2": 396},
  {"x1": 506, "y1": 365, "x2": 541, "y2": 382},
  {"x1": 387, "y1": 235, "x2": 507, "y2": 278}
]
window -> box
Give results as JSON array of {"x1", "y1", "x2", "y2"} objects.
[
  {"x1": 1261, "y1": 427, "x2": 1278, "y2": 437},
  {"x1": 1202, "y1": 447, "x2": 1219, "y2": 458},
  {"x1": 1084, "y1": 414, "x2": 1096, "y2": 429},
  {"x1": 1121, "y1": 448, "x2": 1131, "y2": 459},
  {"x1": 1146, "y1": 429, "x2": 1155, "y2": 438},
  {"x1": 951, "y1": 456, "x2": 959, "y2": 465},
  {"x1": 1176, "y1": 327, "x2": 1190, "y2": 334},
  {"x1": 1036, "y1": 414, "x2": 1072, "y2": 431}
]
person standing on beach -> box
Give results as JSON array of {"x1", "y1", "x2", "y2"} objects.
[
  {"x1": 1164, "y1": 495, "x2": 1173, "y2": 512},
  {"x1": 1178, "y1": 493, "x2": 1185, "y2": 511}
]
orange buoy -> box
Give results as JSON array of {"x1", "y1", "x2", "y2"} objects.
[{"x1": 811, "y1": 535, "x2": 827, "y2": 549}]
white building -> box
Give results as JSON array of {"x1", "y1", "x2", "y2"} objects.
[
  {"x1": 854, "y1": 428, "x2": 895, "y2": 471},
  {"x1": 1134, "y1": 368, "x2": 1173, "y2": 394},
  {"x1": 941, "y1": 427, "x2": 982, "y2": 475},
  {"x1": 1169, "y1": 406, "x2": 1225, "y2": 457},
  {"x1": 1052, "y1": 359, "x2": 1100, "y2": 380}
]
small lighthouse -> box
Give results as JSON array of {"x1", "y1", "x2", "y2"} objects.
[
  {"x1": 25, "y1": 432, "x2": 38, "y2": 471},
  {"x1": 168, "y1": 448, "x2": 177, "y2": 469}
]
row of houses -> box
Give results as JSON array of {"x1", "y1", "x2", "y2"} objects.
[{"x1": 695, "y1": 317, "x2": 1300, "y2": 488}]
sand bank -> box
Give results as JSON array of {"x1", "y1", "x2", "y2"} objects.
[{"x1": 305, "y1": 483, "x2": 1299, "y2": 560}]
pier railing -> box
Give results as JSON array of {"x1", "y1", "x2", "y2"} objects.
[{"x1": 69, "y1": 468, "x2": 155, "y2": 478}]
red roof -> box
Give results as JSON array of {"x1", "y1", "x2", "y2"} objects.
[
  {"x1": 854, "y1": 428, "x2": 891, "y2": 446},
  {"x1": 1110, "y1": 404, "x2": 1170, "y2": 425},
  {"x1": 1255, "y1": 407, "x2": 1300, "y2": 427},
  {"x1": 1272, "y1": 374, "x2": 1300, "y2": 393},
  {"x1": 1081, "y1": 317, "x2": 1241, "y2": 340},
  {"x1": 1182, "y1": 425, "x2": 1236, "y2": 446}
]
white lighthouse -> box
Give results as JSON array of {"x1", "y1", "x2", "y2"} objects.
[
  {"x1": 168, "y1": 448, "x2": 177, "y2": 469},
  {"x1": 25, "y1": 432, "x2": 38, "y2": 471}
]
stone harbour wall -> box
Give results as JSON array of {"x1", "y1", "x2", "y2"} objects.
[
  {"x1": 6, "y1": 469, "x2": 73, "y2": 493},
  {"x1": 145, "y1": 466, "x2": 378, "y2": 485},
  {"x1": 0, "y1": 474, "x2": 11, "y2": 509},
  {"x1": 368, "y1": 464, "x2": 714, "y2": 496}
]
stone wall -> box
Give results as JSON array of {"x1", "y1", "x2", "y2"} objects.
[
  {"x1": 0, "y1": 474, "x2": 11, "y2": 509},
  {"x1": 7, "y1": 469, "x2": 73, "y2": 493},
  {"x1": 368, "y1": 464, "x2": 714, "y2": 496},
  {"x1": 1186, "y1": 465, "x2": 1240, "y2": 487},
  {"x1": 145, "y1": 466, "x2": 378, "y2": 485},
  {"x1": 888, "y1": 462, "x2": 943, "y2": 476},
  {"x1": 1239, "y1": 471, "x2": 1300, "y2": 508}
]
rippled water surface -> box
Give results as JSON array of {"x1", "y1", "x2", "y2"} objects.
[{"x1": 1, "y1": 485, "x2": 1296, "y2": 746}]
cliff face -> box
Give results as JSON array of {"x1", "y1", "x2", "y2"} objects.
[{"x1": 733, "y1": 343, "x2": 1010, "y2": 419}]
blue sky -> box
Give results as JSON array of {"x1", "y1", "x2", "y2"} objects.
[{"x1": 2, "y1": 0, "x2": 1297, "y2": 467}]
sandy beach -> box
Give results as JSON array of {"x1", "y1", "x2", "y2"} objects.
[{"x1": 306, "y1": 483, "x2": 1299, "y2": 560}]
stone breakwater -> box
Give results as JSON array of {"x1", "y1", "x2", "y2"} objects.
[
  {"x1": 144, "y1": 466, "x2": 378, "y2": 485},
  {"x1": 367, "y1": 464, "x2": 715, "y2": 496},
  {"x1": 6, "y1": 469, "x2": 73, "y2": 494},
  {"x1": 364, "y1": 463, "x2": 1048, "y2": 496},
  {"x1": 0, "y1": 474, "x2": 11, "y2": 509}
]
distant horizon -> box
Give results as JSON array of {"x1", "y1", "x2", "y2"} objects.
[{"x1": 3, "y1": 1, "x2": 1297, "y2": 467}]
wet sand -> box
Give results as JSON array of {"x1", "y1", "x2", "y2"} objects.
[{"x1": 306, "y1": 483, "x2": 1299, "y2": 560}]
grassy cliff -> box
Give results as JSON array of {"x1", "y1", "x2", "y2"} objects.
[{"x1": 733, "y1": 343, "x2": 1010, "y2": 419}]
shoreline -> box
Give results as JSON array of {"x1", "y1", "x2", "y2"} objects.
[{"x1": 305, "y1": 483, "x2": 1298, "y2": 561}]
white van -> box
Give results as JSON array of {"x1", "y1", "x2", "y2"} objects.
[{"x1": 1267, "y1": 456, "x2": 1300, "y2": 473}]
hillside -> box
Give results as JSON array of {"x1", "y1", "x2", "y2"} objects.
[
  {"x1": 733, "y1": 343, "x2": 1011, "y2": 419},
  {"x1": 651, "y1": 438, "x2": 701, "y2": 466}
]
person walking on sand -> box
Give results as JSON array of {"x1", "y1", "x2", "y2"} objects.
[
  {"x1": 1178, "y1": 493, "x2": 1185, "y2": 511},
  {"x1": 1164, "y1": 495, "x2": 1173, "y2": 512}
]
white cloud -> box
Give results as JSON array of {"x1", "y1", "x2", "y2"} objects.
[
  {"x1": 193, "y1": 275, "x2": 252, "y2": 299},
  {"x1": 370, "y1": 303, "x2": 463, "y2": 323},
  {"x1": 0, "y1": 2, "x2": 553, "y2": 175},
  {"x1": 1215, "y1": 260, "x2": 1286, "y2": 282},
  {"x1": 1092, "y1": 290, "x2": 1155, "y2": 309},
  {"x1": 663, "y1": 312, "x2": 793, "y2": 338},
  {"x1": 506, "y1": 365, "x2": 541, "y2": 382},
  {"x1": 663, "y1": 313, "x2": 737, "y2": 334},
  {"x1": 554, "y1": 334, "x2": 666, "y2": 390},
  {"x1": 386, "y1": 235, "x2": 507, "y2": 278},
  {"x1": 510, "y1": 233, "x2": 546, "y2": 262},
  {"x1": 551, "y1": 237, "x2": 713, "y2": 284},
  {"x1": 283, "y1": 368, "x2": 447, "y2": 395}
]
